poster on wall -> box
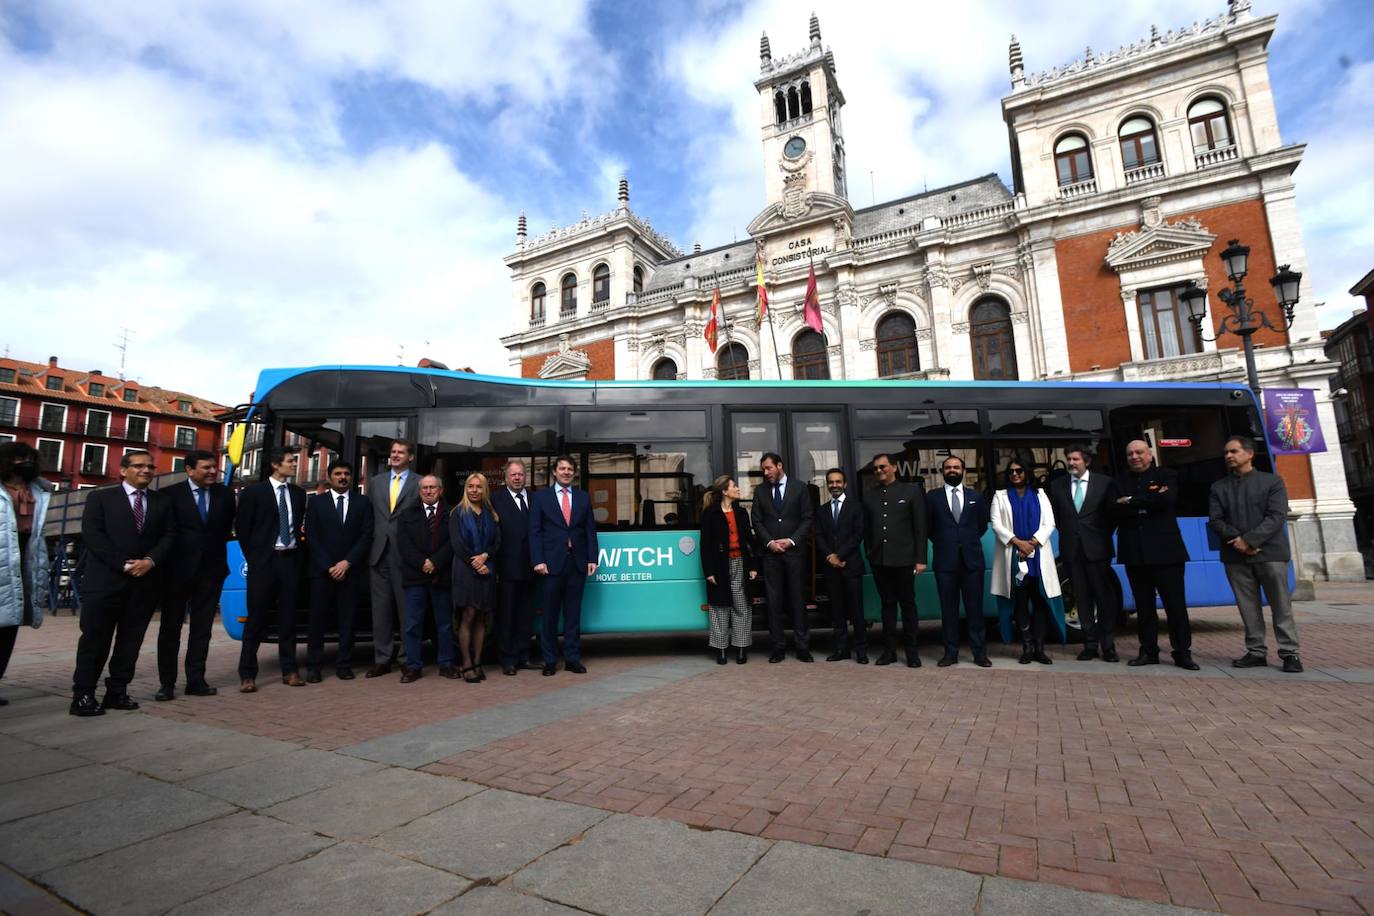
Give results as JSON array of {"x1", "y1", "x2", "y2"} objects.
[{"x1": 1262, "y1": 388, "x2": 1327, "y2": 455}]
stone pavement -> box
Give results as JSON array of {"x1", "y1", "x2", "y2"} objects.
[{"x1": 2, "y1": 584, "x2": 1374, "y2": 914}]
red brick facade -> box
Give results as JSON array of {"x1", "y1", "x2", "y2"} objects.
[{"x1": 520, "y1": 337, "x2": 616, "y2": 380}]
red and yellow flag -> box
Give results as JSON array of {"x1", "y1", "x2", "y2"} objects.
[
  {"x1": 755, "y1": 248, "x2": 769, "y2": 326},
  {"x1": 704, "y1": 287, "x2": 720, "y2": 353}
]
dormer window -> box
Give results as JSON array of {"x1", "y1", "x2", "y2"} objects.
[
  {"x1": 46, "y1": 375, "x2": 63, "y2": 391},
  {"x1": 123, "y1": 388, "x2": 138, "y2": 402},
  {"x1": 177, "y1": 399, "x2": 192, "y2": 413},
  {"x1": 1053, "y1": 134, "x2": 1093, "y2": 186},
  {"x1": 88, "y1": 382, "x2": 105, "y2": 398},
  {"x1": 633, "y1": 266, "x2": 644, "y2": 294}
]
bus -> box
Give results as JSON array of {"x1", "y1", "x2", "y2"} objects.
[{"x1": 218, "y1": 366, "x2": 1279, "y2": 643}]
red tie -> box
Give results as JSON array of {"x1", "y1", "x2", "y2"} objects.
[{"x1": 561, "y1": 488, "x2": 572, "y2": 549}]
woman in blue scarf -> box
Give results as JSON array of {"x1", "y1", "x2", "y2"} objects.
[
  {"x1": 991, "y1": 457, "x2": 1062, "y2": 664},
  {"x1": 450, "y1": 473, "x2": 502, "y2": 682}
]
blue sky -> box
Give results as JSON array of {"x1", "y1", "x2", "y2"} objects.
[{"x1": 1, "y1": 0, "x2": 1370, "y2": 405}]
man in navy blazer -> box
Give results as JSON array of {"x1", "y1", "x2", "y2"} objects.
[
  {"x1": 816, "y1": 468, "x2": 867, "y2": 663},
  {"x1": 235, "y1": 446, "x2": 307, "y2": 692},
  {"x1": 155, "y1": 449, "x2": 236, "y2": 701},
  {"x1": 751, "y1": 452, "x2": 815, "y2": 663},
  {"x1": 529, "y1": 455, "x2": 598, "y2": 675},
  {"x1": 925, "y1": 455, "x2": 992, "y2": 667},
  {"x1": 492, "y1": 459, "x2": 537, "y2": 675},
  {"x1": 304, "y1": 459, "x2": 373, "y2": 681}
]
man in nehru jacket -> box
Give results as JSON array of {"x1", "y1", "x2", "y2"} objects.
[{"x1": 862, "y1": 453, "x2": 927, "y2": 667}]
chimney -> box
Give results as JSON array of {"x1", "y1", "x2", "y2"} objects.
[{"x1": 48, "y1": 356, "x2": 58, "y2": 366}]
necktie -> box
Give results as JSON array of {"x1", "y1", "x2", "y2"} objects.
[
  {"x1": 389, "y1": 474, "x2": 400, "y2": 511},
  {"x1": 336, "y1": 494, "x2": 346, "y2": 521},
  {"x1": 195, "y1": 487, "x2": 207, "y2": 523},
  {"x1": 832, "y1": 499, "x2": 840, "y2": 523},
  {"x1": 133, "y1": 490, "x2": 145, "y2": 533},
  {"x1": 427, "y1": 504, "x2": 438, "y2": 550},
  {"x1": 951, "y1": 487, "x2": 962, "y2": 522},
  {"x1": 1073, "y1": 477, "x2": 1085, "y2": 512},
  {"x1": 774, "y1": 483, "x2": 783, "y2": 506},
  {"x1": 560, "y1": 488, "x2": 572, "y2": 525},
  {"x1": 277, "y1": 484, "x2": 290, "y2": 546},
  {"x1": 516, "y1": 491, "x2": 526, "y2": 513}
]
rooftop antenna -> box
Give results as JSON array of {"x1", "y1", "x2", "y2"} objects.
[
  {"x1": 114, "y1": 327, "x2": 134, "y2": 379},
  {"x1": 397, "y1": 343, "x2": 405, "y2": 366},
  {"x1": 869, "y1": 170, "x2": 875, "y2": 206}
]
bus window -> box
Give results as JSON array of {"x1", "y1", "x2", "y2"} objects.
[
  {"x1": 358, "y1": 417, "x2": 414, "y2": 485},
  {"x1": 1108, "y1": 405, "x2": 1229, "y2": 516},
  {"x1": 791, "y1": 411, "x2": 844, "y2": 491},
  {"x1": 730, "y1": 412, "x2": 781, "y2": 503},
  {"x1": 570, "y1": 410, "x2": 706, "y2": 441},
  {"x1": 853, "y1": 408, "x2": 979, "y2": 438},
  {"x1": 988, "y1": 408, "x2": 1104, "y2": 437},
  {"x1": 988, "y1": 442, "x2": 1110, "y2": 493},
  {"x1": 855, "y1": 442, "x2": 983, "y2": 494},
  {"x1": 577, "y1": 443, "x2": 709, "y2": 530},
  {"x1": 419, "y1": 408, "x2": 559, "y2": 453},
  {"x1": 281, "y1": 417, "x2": 344, "y2": 491}
]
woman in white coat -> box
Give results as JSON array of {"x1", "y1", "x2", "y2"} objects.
[
  {"x1": 991, "y1": 456, "x2": 1060, "y2": 665},
  {"x1": 1, "y1": 442, "x2": 53, "y2": 705}
]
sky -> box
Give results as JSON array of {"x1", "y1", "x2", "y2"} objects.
[{"x1": 1, "y1": 0, "x2": 1371, "y2": 406}]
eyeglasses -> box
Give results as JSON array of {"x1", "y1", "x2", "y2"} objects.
[
  {"x1": 1008, "y1": 468, "x2": 1026, "y2": 476},
  {"x1": 127, "y1": 463, "x2": 155, "y2": 470}
]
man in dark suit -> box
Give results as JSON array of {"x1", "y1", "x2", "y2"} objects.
[
  {"x1": 397, "y1": 475, "x2": 458, "y2": 681},
  {"x1": 862, "y1": 452, "x2": 928, "y2": 667},
  {"x1": 751, "y1": 452, "x2": 815, "y2": 663},
  {"x1": 817, "y1": 468, "x2": 867, "y2": 664},
  {"x1": 366, "y1": 439, "x2": 420, "y2": 677},
  {"x1": 925, "y1": 455, "x2": 992, "y2": 668},
  {"x1": 235, "y1": 446, "x2": 308, "y2": 692},
  {"x1": 529, "y1": 454, "x2": 599, "y2": 675},
  {"x1": 492, "y1": 459, "x2": 537, "y2": 676},
  {"x1": 304, "y1": 459, "x2": 373, "y2": 682},
  {"x1": 155, "y1": 449, "x2": 236, "y2": 701},
  {"x1": 1115, "y1": 439, "x2": 1197, "y2": 670},
  {"x1": 70, "y1": 449, "x2": 175, "y2": 716},
  {"x1": 1047, "y1": 445, "x2": 1122, "y2": 662}
]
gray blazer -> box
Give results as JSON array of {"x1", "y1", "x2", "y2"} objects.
[{"x1": 368, "y1": 468, "x2": 421, "y2": 566}]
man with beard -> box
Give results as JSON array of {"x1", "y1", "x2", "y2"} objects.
[
  {"x1": 925, "y1": 455, "x2": 991, "y2": 668},
  {"x1": 861, "y1": 453, "x2": 927, "y2": 667},
  {"x1": 752, "y1": 452, "x2": 815, "y2": 663},
  {"x1": 818, "y1": 467, "x2": 868, "y2": 664}
]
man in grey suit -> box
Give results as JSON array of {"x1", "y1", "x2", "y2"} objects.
[
  {"x1": 1047, "y1": 445, "x2": 1122, "y2": 662},
  {"x1": 751, "y1": 452, "x2": 815, "y2": 663},
  {"x1": 366, "y1": 439, "x2": 420, "y2": 677}
]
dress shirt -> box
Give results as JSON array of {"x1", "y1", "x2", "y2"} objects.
[
  {"x1": 121, "y1": 481, "x2": 147, "y2": 514},
  {"x1": 507, "y1": 487, "x2": 527, "y2": 509},
  {"x1": 1073, "y1": 470, "x2": 1091, "y2": 487},
  {"x1": 271, "y1": 478, "x2": 296, "y2": 549},
  {"x1": 829, "y1": 492, "x2": 846, "y2": 515},
  {"x1": 774, "y1": 475, "x2": 788, "y2": 503},
  {"x1": 944, "y1": 483, "x2": 962, "y2": 513},
  {"x1": 330, "y1": 488, "x2": 350, "y2": 519}
]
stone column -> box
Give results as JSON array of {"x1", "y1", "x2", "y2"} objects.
[{"x1": 1027, "y1": 233, "x2": 1072, "y2": 376}]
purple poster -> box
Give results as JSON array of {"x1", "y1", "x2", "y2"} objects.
[{"x1": 1262, "y1": 388, "x2": 1327, "y2": 455}]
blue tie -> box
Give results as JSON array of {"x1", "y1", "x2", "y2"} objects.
[
  {"x1": 336, "y1": 494, "x2": 346, "y2": 521},
  {"x1": 276, "y1": 485, "x2": 290, "y2": 546},
  {"x1": 832, "y1": 499, "x2": 840, "y2": 523},
  {"x1": 195, "y1": 487, "x2": 207, "y2": 523},
  {"x1": 951, "y1": 488, "x2": 962, "y2": 523}
]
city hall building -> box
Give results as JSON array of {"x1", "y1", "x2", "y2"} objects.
[{"x1": 501, "y1": 1, "x2": 1358, "y2": 580}]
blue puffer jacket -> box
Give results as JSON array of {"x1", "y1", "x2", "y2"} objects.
[{"x1": 0, "y1": 478, "x2": 53, "y2": 629}]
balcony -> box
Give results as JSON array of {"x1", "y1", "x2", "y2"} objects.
[
  {"x1": 590, "y1": 297, "x2": 611, "y2": 313},
  {"x1": 559, "y1": 307, "x2": 576, "y2": 320},
  {"x1": 1057, "y1": 177, "x2": 1097, "y2": 200},
  {"x1": 1194, "y1": 144, "x2": 1239, "y2": 169},
  {"x1": 1123, "y1": 162, "x2": 1166, "y2": 186},
  {"x1": 529, "y1": 312, "x2": 546, "y2": 328}
]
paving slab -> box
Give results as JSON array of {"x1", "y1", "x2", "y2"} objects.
[
  {"x1": 0, "y1": 732, "x2": 39, "y2": 756},
  {"x1": 0, "y1": 746, "x2": 87, "y2": 784},
  {"x1": 512, "y1": 813, "x2": 769, "y2": 916},
  {"x1": 261, "y1": 766, "x2": 482, "y2": 840},
  {"x1": 0, "y1": 863, "x2": 79, "y2": 915},
  {"x1": 167, "y1": 841, "x2": 472, "y2": 915},
  {"x1": 7, "y1": 709, "x2": 185, "y2": 755},
  {"x1": 429, "y1": 886, "x2": 587, "y2": 915},
  {"x1": 978, "y1": 876, "x2": 1207, "y2": 915},
  {"x1": 182, "y1": 747, "x2": 384, "y2": 810},
  {"x1": 0, "y1": 764, "x2": 149, "y2": 825},
  {"x1": 0, "y1": 777, "x2": 235, "y2": 873},
  {"x1": 113, "y1": 728, "x2": 298, "y2": 782},
  {"x1": 374, "y1": 787, "x2": 608, "y2": 880},
  {"x1": 38, "y1": 811, "x2": 335, "y2": 916},
  {"x1": 56, "y1": 719, "x2": 235, "y2": 766}
]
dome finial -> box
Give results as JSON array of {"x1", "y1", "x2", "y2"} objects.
[
  {"x1": 760, "y1": 31, "x2": 771, "y2": 66},
  {"x1": 516, "y1": 211, "x2": 527, "y2": 246},
  {"x1": 809, "y1": 13, "x2": 821, "y2": 47},
  {"x1": 1009, "y1": 34, "x2": 1024, "y2": 87},
  {"x1": 617, "y1": 176, "x2": 629, "y2": 209}
]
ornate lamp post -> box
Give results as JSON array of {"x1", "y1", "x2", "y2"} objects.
[{"x1": 1179, "y1": 239, "x2": 1303, "y2": 395}]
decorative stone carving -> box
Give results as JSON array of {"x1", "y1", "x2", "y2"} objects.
[
  {"x1": 702, "y1": 368, "x2": 717, "y2": 380},
  {"x1": 1010, "y1": 310, "x2": 1029, "y2": 325},
  {"x1": 747, "y1": 359, "x2": 761, "y2": 372},
  {"x1": 878, "y1": 282, "x2": 899, "y2": 305},
  {"x1": 951, "y1": 321, "x2": 970, "y2": 335},
  {"x1": 781, "y1": 171, "x2": 812, "y2": 220},
  {"x1": 1017, "y1": 243, "x2": 1035, "y2": 275},
  {"x1": 915, "y1": 327, "x2": 934, "y2": 342},
  {"x1": 1106, "y1": 208, "x2": 1217, "y2": 273},
  {"x1": 1141, "y1": 196, "x2": 1164, "y2": 229},
  {"x1": 1023, "y1": 12, "x2": 1230, "y2": 88},
  {"x1": 833, "y1": 217, "x2": 851, "y2": 250},
  {"x1": 974, "y1": 263, "x2": 994, "y2": 291},
  {"x1": 925, "y1": 265, "x2": 950, "y2": 290},
  {"x1": 778, "y1": 354, "x2": 793, "y2": 366},
  {"x1": 538, "y1": 334, "x2": 593, "y2": 380},
  {"x1": 827, "y1": 344, "x2": 842, "y2": 357},
  {"x1": 650, "y1": 335, "x2": 667, "y2": 357},
  {"x1": 625, "y1": 337, "x2": 641, "y2": 352},
  {"x1": 859, "y1": 339, "x2": 877, "y2": 351},
  {"x1": 837, "y1": 283, "x2": 860, "y2": 310}
]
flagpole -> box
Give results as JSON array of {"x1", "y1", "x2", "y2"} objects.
[{"x1": 766, "y1": 305, "x2": 782, "y2": 379}]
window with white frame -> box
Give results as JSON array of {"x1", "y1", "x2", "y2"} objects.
[
  {"x1": 81, "y1": 443, "x2": 108, "y2": 475},
  {"x1": 86, "y1": 408, "x2": 110, "y2": 437},
  {"x1": 39, "y1": 402, "x2": 67, "y2": 433},
  {"x1": 171, "y1": 456, "x2": 186, "y2": 473},
  {"x1": 0, "y1": 433, "x2": 15, "y2": 444},
  {"x1": 125, "y1": 415, "x2": 149, "y2": 441},
  {"x1": 0, "y1": 396, "x2": 17, "y2": 426},
  {"x1": 175, "y1": 426, "x2": 197, "y2": 449},
  {"x1": 36, "y1": 438, "x2": 62, "y2": 473}
]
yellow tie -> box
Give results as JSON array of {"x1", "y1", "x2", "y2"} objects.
[{"x1": 389, "y1": 474, "x2": 400, "y2": 511}]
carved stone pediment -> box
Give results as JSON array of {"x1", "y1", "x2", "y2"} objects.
[
  {"x1": 1105, "y1": 215, "x2": 1216, "y2": 273},
  {"x1": 747, "y1": 191, "x2": 854, "y2": 237},
  {"x1": 538, "y1": 334, "x2": 592, "y2": 380}
]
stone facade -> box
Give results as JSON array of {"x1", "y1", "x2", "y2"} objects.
[{"x1": 501, "y1": 3, "x2": 1358, "y2": 580}]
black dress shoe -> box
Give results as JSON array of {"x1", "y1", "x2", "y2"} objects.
[
  {"x1": 826, "y1": 651, "x2": 851, "y2": 662},
  {"x1": 1127, "y1": 653, "x2": 1160, "y2": 667},
  {"x1": 101, "y1": 693, "x2": 140, "y2": 711},
  {"x1": 1077, "y1": 647, "x2": 1099, "y2": 661},
  {"x1": 542, "y1": 665, "x2": 556, "y2": 676},
  {"x1": 796, "y1": 651, "x2": 814, "y2": 663},
  {"x1": 974, "y1": 656, "x2": 993, "y2": 668},
  {"x1": 906, "y1": 654, "x2": 923, "y2": 668},
  {"x1": 937, "y1": 656, "x2": 958, "y2": 668},
  {"x1": 769, "y1": 649, "x2": 786, "y2": 664},
  {"x1": 1282, "y1": 656, "x2": 1304, "y2": 673},
  {"x1": 1173, "y1": 653, "x2": 1200, "y2": 671},
  {"x1": 335, "y1": 668, "x2": 355, "y2": 681},
  {"x1": 736, "y1": 648, "x2": 748, "y2": 665},
  {"x1": 716, "y1": 650, "x2": 728, "y2": 665},
  {"x1": 305, "y1": 669, "x2": 323, "y2": 684},
  {"x1": 567, "y1": 663, "x2": 587, "y2": 674},
  {"x1": 154, "y1": 685, "x2": 175, "y2": 702},
  {"x1": 1101, "y1": 650, "x2": 1120, "y2": 663},
  {"x1": 70, "y1": 693, "x2": 105, "y2": 717},
  {"x1": 855, "y1": 653, "x2": 869, "y2": 664},
  {"x1": 503, "y1": 666, "x2": 517, "y2": 676},
  {"x1": 1232, "y1": 653, "x2": 1267, "y2": 668},
  {"x1": 185, "y1": 682, "x2": 219, "y2": 696},
  {"x1": 874, "y1": 650, "x2": 897, "y2": 666}
]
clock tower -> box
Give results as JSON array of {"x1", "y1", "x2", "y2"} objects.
[{"x1": 756, "y1": 13, "x2": 847, "y2": 215}]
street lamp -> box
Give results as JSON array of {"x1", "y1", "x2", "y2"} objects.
[{"x1": 1180, "y1": 239, "x2": 1302, "y2": 394}]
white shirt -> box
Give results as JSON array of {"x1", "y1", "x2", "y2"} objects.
[
  {"x1": 828, "y1": 492, "x2": 846, "y2": 513},
  {"x1": 772, "y1": 474, "x2": 789, "y2": 502},
  {"x1": 121, "y1": 481, "x2": 148, "y2": 516},
  {"x1": 270, "y1": 478, "x2": 296, "y2": 548},
  {"x1": 328, "y1": 488, "x2": 350, "y2": 519},
  {"x1": 944, "y1": 482, "x2": 964, "y2": 513},
  {"x1": 507, "y1": 487, "x2": 528, "y2": 509},
  {"x1": 1072, "y1": 470, "x2": 1091, "y2": 486}
]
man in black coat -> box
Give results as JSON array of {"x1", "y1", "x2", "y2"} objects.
[
  {"x1": 1114, "y1": 439, "x2": 1197, "y2": 670},
  {"x1": 396, "y1": 474, "x2": 457, "y2": 681},
  {"x1": 1047, "y1": 445, "x2": 1122, "y2": 662},
  {"x1": 925, "y1": 455, "x2": 992, "y2": 668},
  {"x1": 817, "y1": 468, "x2": 868, "y2": 664},
  {"x1": 751, "y1": 452, "x2": 815, "y2": 663},
  {"x1": 70, "y1": 449, "x2": 176, "y2": 716},
  {"x1": 491, "y1": 459, "x2": 537, "y2": 676},
  {"x1": 862, "y1": 453, "x2": 928, "y2": 667},
  {"x1": 235, "y1": 447, "x2": 308, "y2": 692},
  {"x1": 304, "y1": 459, "x2": 373, "y2": 681},
  {"x1": 155, "y1": 449, "x2": 236, "y2": 701}
]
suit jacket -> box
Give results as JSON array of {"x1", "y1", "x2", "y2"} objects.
[
  {"x1": 304, "y1": 488, "x2": 374, "y2": 577},
  {"x1": 398, "y1": 501, "x2": 454, "y2": 587},
  {"x1": 491, "y1": 487, "x2": 533, "y2": 581},
  {"x1": 925, "y1": 485, "x2": 990, "y2": 573},
  {"x1": 750, "y1": 476, "x2": 814, "y2": 556},
  {"x1": 1047, "y1": 472, "x2": 1119, "y2": 564},
  {"x1": 817, "y1": 493, "x2": 866, "y2": 578},
  {"x1": 367, "y1": 469, "x2": 420, "y2": 566},
  {"x1": 862, "y1": 481, "x2": 927, "y2": 568},
  {"x1": 1113, "y1": 465, "x2": 1189, "y2": 566},
  {"x1": 528, "y1": 485, "x2": 599, "y2": 576},
  {"x1": 80, "y1": 484, "x2": 175, "y2": 594},
  {"x1": 164, "y1": 480, "x2": 236, "y2": 585},
  {"x1": 235, "y1": 479, "x2": 307, "y2": 567},
  {"x1": 699, "y1": 502, "x2": 757, "y2": 606}
]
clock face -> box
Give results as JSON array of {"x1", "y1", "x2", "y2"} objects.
[{"x1": 783, "y1": 136, "x2": 807, "y2": 159}]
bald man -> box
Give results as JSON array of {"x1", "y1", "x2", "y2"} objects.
[{"x1": 1113, "y1": 440, "x2": 1196, "y2": 670}]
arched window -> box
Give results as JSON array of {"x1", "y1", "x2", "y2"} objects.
[
  {"x1": 592, "y1": 264, "x2": 610, "y2": 305},
  {"x1": 787, "y1": 87, "x2": 799, "y2": 121},
  {"x1": 560, "y1": 273, "x2": 577, "y2": 316},
  {"x1": 530, "y1": 282, "x2": 546, "y2": 322},
  {"x1": 1188, "y1": 97, "x2": 1232, "y2": 153},
  {"x1": 633, "y1": 265, "x2": 644, "y2": 294},
  {"x1": 791, "y1": 330, "x2": 829, "y2": 380},
  {"x1": 1119, "y1": 116, "x2": 1160, "y2": 171},
  {"x1": 800, "y1": 81, "x2": 813, "y2": 115},
  {"x1": 774, "y1": 91, "x2": 787, "y2": 126},
  {"x1": 651, "y1": 358, "x2": 678, "y2": 381},
  {"x1": 1054, "y1": 134, "x2": 1093, "y2": 186},
  {"x1": 969, "y1": 298, "x2": 1019, "y2": 380},
  {"x1": 717, "y1": 343, "x2": 749, "y2": 380},
  {"x1": 875, "y1": 312, "x2": 919, "y2": 378}
]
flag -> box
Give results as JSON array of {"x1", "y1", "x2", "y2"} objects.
[
  {"x1": 222, "y1": 414, "x2": 251, "y2": 485},
  {"x1": 704, "y1": 286, "x2": 720, "y2": 353},
  {"x1": 755, "y1": 247, "x2": 769, "y2": 326},
  {"x1": 803, "y1": 258, "x2": 823, "y2": 335}
]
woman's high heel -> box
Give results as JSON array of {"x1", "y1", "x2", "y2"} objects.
[{"x1": 716, "y1": 649, "x2": 728, "y2": 665}]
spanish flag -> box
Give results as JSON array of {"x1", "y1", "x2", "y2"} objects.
[
  {"x1": 704, "y1": 287, "x2": 720, "y2": 354},
  {"x1": 755, "y1": 248, "x2": 768, "y2": 327}
]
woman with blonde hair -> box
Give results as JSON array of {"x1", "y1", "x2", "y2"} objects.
[
  {"x1": 699, "y1": 475, "x2": 758, "y2": 664},
  {"x1": 449, "y1": 472, "x2": 501, "y2": 682}
]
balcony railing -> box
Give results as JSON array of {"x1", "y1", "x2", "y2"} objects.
[
  {"x1": 1194, "y1": 144, "x2": 1238, "y2": 169},
  {"x1": 529, "y1": 312, "x2": 546, "y2": 328},
  {"x1": 1057, "y1": 177, "x2": 1098, "y2": 200},
  {"x1": 590, "y1": 297, "x2": 611, "y2": 313},
  {"x1": 1123, "y1": 162, "x2": 1166, "y2": 186}
]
